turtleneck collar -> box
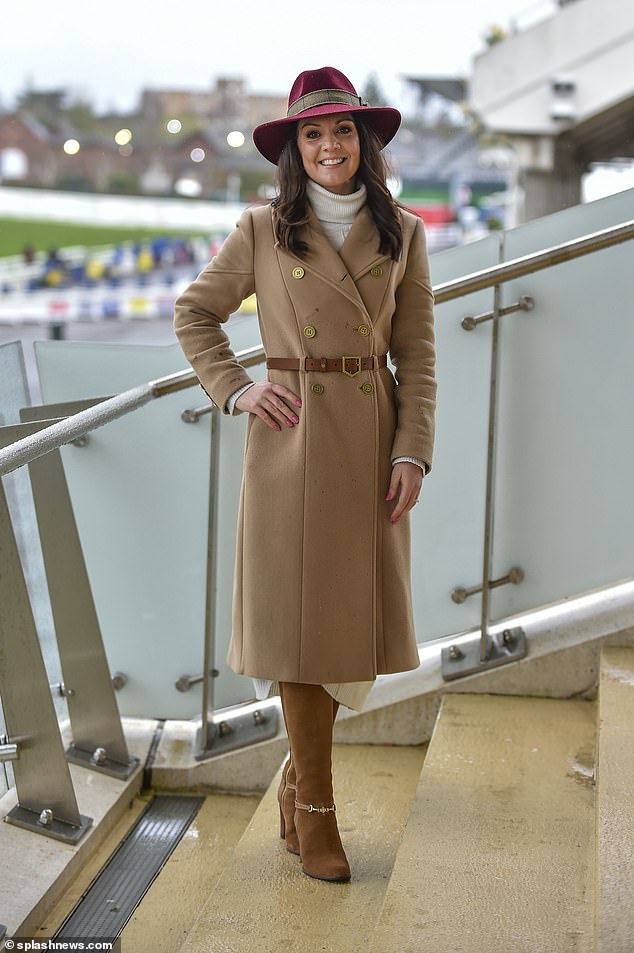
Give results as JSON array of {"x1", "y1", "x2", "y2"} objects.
[{"x1": 306, "y1": 178, "x2": 367, "y2": 225}]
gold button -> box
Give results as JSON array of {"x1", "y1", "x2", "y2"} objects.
[
  {"x1": 311, "y1": 383, "x2": 324, "y2": 395},
  {"x1": 303, "y1": 325, "x2": 316, "y2": 338},
  {"x1": 361, "y1": 382, "x2": 374, "y2": 395},
  {"x1": 357, "y1": 324, "x2": 370, "y2": 336},
  {"x1": 292, "y1": 266, "x2": 305, "y2": 279},
  {"x1": 370, "y1": 266, "x2": 383, "y2": 278}
]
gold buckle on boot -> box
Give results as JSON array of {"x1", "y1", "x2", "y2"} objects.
[{"x1": 296, "y1": 800, "x2": 336, "y2": 814}]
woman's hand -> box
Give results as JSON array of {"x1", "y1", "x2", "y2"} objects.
[
  {"x1": 385, "y1": 461, "x2": 423, "y2": 524},
  {"x1": 236, "y1": 381, "x2": 302, "y2": 431}
]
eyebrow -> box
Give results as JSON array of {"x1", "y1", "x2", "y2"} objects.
[{"x1": 300, "y1": 116, "x2": 355, "y2": 129}]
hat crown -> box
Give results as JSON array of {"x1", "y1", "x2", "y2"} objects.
[{"x1": 288, "y1": 67, "x2": 359, "y2": 113}]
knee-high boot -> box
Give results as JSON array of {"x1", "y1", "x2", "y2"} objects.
[
  {"x1": 278, "y1": 695, "x2": 340, "y2": 856},
  {"x1": 279, "y1": 682, "x2": 350, "y2": 882}
]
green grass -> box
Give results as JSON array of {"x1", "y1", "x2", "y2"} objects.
[{"x1": 0, "y1": 217, "x2": 210, "y2": 258}]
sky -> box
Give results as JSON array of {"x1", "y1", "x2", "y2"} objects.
[{"x1": 1, "y1": 0, "x2": 557, "y2": 114}]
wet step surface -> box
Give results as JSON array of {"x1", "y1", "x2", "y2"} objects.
[
  {"x1": 34, "y1": 791, "x2": 259, "y2": 953},
  {"x1": 369, "y1": 693, "x2": 596, "y2": 953},
  {"x1": 596, "y1": 645, "x2": 634, "y2": 953},
  {"x1": 177, "y1": 743, "x2": 427, "y2": 953}
]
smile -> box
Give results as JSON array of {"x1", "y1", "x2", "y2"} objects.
[{"x1": 319, "y1": 158, "x2": 346, "y2": 166}]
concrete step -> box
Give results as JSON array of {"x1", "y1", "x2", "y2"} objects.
[
  {"x1": 177, "y1": 743, "x2": 426, "y2": 953},
  {"x1": 369, "y1": 693, "x2": 596, "y2": 953},
  {"x1": 595, "y1": 645, "x2": 634, "y2": 953},
  {"x1": 32, "y1": 792, "x2": 258, "y2": 953}
]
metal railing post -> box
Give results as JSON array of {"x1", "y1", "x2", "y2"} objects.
[
  {"x1": 197, "y1": 410, "x2": 220, "y2": 756},
  {"x1": 0, "y1": 478, "x2": 92, "y2": 843},
  {"x1": 0, "y1": 413, "x2": 139, "y2": 780},
  {"x1": 480, "y1": 242, "x2": 503, "y2": 662},
  {"x1": 194, "y1": 408, "x2": 278, "y2": 759},
  {"x1": 442, "y1": 237, "x2": 527, "y2": 679}
]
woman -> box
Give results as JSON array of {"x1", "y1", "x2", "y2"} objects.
[{"x1": 174, "y1": 66, "x2": 436, "y2": 883}]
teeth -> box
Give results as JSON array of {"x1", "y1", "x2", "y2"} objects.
[{"x1": 320, "y1": 158, "x2": 344, "y2": 166}]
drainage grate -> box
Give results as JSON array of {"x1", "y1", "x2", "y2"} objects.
[{"x1": 54, "y1": 795, "x2": 204, "y2": 941}]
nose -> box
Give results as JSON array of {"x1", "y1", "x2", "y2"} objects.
[{"x1": 321, "y1": 132, "x2": 340, "y2": 152}]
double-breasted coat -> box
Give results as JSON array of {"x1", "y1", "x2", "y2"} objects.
[{"x1": 174, "y1": 202, "x2": 436, "y2": 684}]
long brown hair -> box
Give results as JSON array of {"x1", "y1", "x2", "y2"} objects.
[{"x1": 272, "y1": 115, "x2": 403, "y2": 261}]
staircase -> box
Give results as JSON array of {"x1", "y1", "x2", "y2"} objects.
[{"x1": 34, "y1": 646, "x2": 634, "y2": 953}]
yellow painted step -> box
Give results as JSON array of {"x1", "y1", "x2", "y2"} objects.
[
  {"x1": 177, "y1": 743, "x2": 426, "y2": 953},
  {"x1": 369, "y1": 694, "x2": 596, "y2": 953},
  {"x1": 595, "y1": 646, "x2": 634, "y2": 953}
]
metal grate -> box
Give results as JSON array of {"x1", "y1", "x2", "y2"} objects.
[{"x1": 55, "y1": 795, "x2": 203, "y2": 941}]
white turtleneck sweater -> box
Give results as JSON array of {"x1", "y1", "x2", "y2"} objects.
[
  {"x1": 226, "y1": 180, "x2": 425, "y2": 474},
  {"x1": 305, "y1": 178, "x2": 367, "y2": 249}
]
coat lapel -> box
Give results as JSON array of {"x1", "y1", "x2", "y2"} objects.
[
  {"x1": 338, "y1": 205, "x2": 390, "y2": 281},
  {"x1": 276, "y1": 206, "x2": 389, "y2": 317}
]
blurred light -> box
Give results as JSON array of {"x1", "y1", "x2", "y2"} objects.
[
  {"x1": 227, "y1": 130, "x2": 245, "y2": 148},
  {"x1": 114, "y1": 128, "x2": 133, "y2": 146},
  {"x1": 190, "y1": 148, "x2": 205, "y2": 163},
  {"x1": 166, "y1": 119, "x2": 182, "y2": 134},
  {"x1": 119, "y1": 144, "x2": 134, "y2": 157},
  {"x1": 63, "y1": 139, "x2": 80, "y2": 155},
  {"x1": 175, "y1": 177, "x2": 202, "y2": 197}
]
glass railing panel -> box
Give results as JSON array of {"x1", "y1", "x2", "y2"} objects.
[
  {"x1": 491, "y1": 188, "x2": 634, "y2": 621},
  {"x1": 33, "y1": 343, "x2": 209, "y2": 719},
  {"x1": 34, "y1": 315, "x2": 262, "y2": 718},
  {"x1": 410, "y1": 235, "x2": 499, "y2": 642}
]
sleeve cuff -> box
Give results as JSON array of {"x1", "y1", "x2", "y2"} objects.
[
  {"x1": 392, "y1": 455, "x2": 428, "y2": 475},
  {"x1": 226, "y1": 381, "x2": 255, "y2": 415}
]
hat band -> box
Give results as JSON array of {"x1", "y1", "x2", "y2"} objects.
[{"x1": 287, "y1": 88, "x2": 365, "y2": 118}]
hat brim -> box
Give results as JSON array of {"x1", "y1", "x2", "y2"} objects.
[{"x1": 253, "y1": 104, "x2": 402, "y2": 165}]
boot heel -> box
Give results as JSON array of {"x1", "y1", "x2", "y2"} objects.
[{"x1": 279, "y1": 802, "x2": 286, "y2": 839}]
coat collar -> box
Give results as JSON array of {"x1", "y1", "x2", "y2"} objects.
[{"x1": 275, "y1": 205, "x2": 390, "y2": 315}]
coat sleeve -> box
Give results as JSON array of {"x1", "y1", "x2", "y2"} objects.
[
  {"x1": 173, "y1": 208, "x2": 257, "y2": 413},
  {"x1": 389, "y1": 217, "x2": 437, "y2": 473}
]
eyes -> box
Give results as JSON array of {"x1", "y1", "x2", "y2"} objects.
[{"x1": 303, "y1": 124, "x2": 355, "y2": 140}]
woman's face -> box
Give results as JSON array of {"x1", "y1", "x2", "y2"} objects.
[{"x1": 296, "y1": 113, "x2": 361, "y2": 195}]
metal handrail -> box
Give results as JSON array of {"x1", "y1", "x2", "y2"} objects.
[
  {"x1": 433, "y1": 219, "x2": 634, "y2": 303},
  {"x1": 1, "y1": 218, "x2": 633, "y2": 478}
]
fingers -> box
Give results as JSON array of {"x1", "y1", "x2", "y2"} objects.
[
  {"x1": 386, "y1": 463, "x2": 423, "y2": 524},
  {"x1": 238, "y1": 382, "x2": 302, "y2": 432}
]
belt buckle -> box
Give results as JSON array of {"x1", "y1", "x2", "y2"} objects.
[{"x1": 342, "y1": 355, "x2": 362, "y2": 377}]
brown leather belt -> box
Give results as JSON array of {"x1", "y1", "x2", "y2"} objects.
[{"x1": 266, "y1": 354, "x2": 387, "y2": 376}]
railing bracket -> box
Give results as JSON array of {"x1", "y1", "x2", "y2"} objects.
[
  {"x1": 195, "y1": 706, "x2": 279, "y2": 761},
  {"x1": 66, "y1": 743, "x2": 140, "y2": 780},
  {"x1": 175, "y1": 669, "x2": 220, "y2": 692},
  {"x1": 5, "y1": 804, "x2": 93, "y2": 845},
  {"x1": 441, "y1": 626, "x2": 527, "y2": 681},
  {"x1": 452, "y1": 566, "x2": 524, "y2": 604},
  {"x1": 181, "y1": 405, "x2": 214, "y2": 423},
  {"x1": 0, "y1": 735, "x2": 20, "y2": 763},
  {"x1": 462, "y1": 295, "x2": 534, "y2": 330}
]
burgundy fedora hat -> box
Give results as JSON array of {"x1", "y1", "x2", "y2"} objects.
[{"x1": 253, "y1": 66, "x2": 401, "y2": 165}]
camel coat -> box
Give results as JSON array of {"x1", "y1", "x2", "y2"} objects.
[{"x1": 173, "y1": 203, "x2": 436, "y2": 684}]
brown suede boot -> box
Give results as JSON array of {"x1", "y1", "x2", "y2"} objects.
[
  {"x1": 279, "y1": 682, "x2": 350, "y2": 883},
  {"x1": 279, "y1": 697, "x2": 340, "y2": 857},
  {"x1": 277, "y1": 757, "x2": 300, "y2": 855}
]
